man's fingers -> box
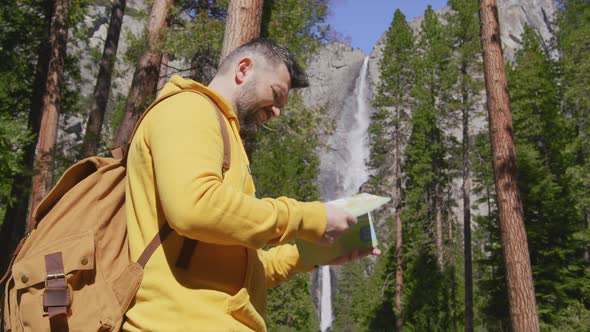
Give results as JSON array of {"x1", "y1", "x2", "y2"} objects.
[{"x1": 347, "y1": 214, "x2": 358, "y2": 226}]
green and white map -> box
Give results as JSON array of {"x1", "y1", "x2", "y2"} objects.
[{"x1": 296, "y1": 193, "x2": 390, "y2": 268}]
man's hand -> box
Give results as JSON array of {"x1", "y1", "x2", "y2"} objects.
[{"x1": 319, "y1": 204, "x2": 357, "y2": 245}]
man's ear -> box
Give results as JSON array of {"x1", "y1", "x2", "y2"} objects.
[{"x1": 235, "y1": 57, "x2": 253, "y2": 85}]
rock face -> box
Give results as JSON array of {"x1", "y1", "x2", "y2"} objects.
[
  {"x1": 58, "y1": 0, "x2": 147, "y2": 157},
  {"x1": 300, "y1": 43, "x2": 366, "y2": 118},
  {"x1": 307, "y1": 0, "x2": 557, "y2": 203},
  {"x1": 304, "y1": 1, "x2": 557, "y2": 328},
  {"x1": 300, "y1": 43, "x2": 367, "y2": 200},
  {"x1": 497, "y1": 0, "x2": 555, "y2": 60}
]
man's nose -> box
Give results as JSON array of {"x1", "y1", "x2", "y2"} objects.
[{"x1": 271, "y1": 106, "x2": 281, "y2": 118}]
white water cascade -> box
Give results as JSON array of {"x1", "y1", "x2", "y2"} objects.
[{"x1": 319, "y1": 56, "x2": 373, "y2": 332}]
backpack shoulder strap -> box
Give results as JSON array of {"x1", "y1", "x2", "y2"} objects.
[{"x1": 131, "y1": 89, "x2": 232, "y2": 269}]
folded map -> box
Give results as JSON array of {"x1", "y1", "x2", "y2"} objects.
[{"x1": 296, "y1": 193, "x2": 390, "y2": 268}]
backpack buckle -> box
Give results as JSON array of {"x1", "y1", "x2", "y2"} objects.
[{"x1": 45, "y1": 273, "x2": 66, "y2": 289}]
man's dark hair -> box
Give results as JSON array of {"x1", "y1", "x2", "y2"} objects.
[{"x1": 218, "y1": 38, "x2": 309, "y2": 89}]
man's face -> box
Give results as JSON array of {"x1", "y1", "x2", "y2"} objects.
[{"x1": 235, "y1": 58, "x2": 290, "y2": 141}]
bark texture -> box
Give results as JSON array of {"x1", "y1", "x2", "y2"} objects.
[
  {"x1": 0, "y1": 0, "x2": 53, "y2": 273},
  {"x1": 81, "y1": 0, "x2": 127, "y2": 157},
  {"x1": 219, "y1": 0, "x2": 263, "y2": 62},
  {"x1": 479, "y1": 1, "x2": 540, "y2": 330},
  {"x1": 113, "y1": 0, "x2": 173, "y2": 147},
  {"x1": 29, "y1": 0, "x2": 71, "y2": 226}
]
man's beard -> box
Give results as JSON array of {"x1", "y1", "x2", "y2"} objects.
[{"x1": 236, "y1": 80, "x2": 260, "y2": 144}]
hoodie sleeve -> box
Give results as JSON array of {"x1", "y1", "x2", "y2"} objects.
[
  {"x1": 145, "y1": 92, "x2": 326, "y2": 248},
  {"x1": 257, "y1": 245, "x2": 316, "y2": 288}
]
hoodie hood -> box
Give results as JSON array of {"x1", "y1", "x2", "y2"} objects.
[{"x1": 158, "y1": 75, "x2": 238, "y2": 121}]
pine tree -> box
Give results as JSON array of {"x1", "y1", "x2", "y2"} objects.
[
  {"x1": 509, "y1": 25, "x2": 589, "y2": 327},
  {"x1": 401, "y1": 6, "x2": 455, "y2": 329},
  {"x1": 472, "y1": 130, "x2": 511, "y2": 330},
  {"x1": 252, "y1": 1, "x2": 330, "y2": 329},
  {"x1": 0, "y1": 0, "x2": 53, "y2": 273},
  {"x1": 447, "y1": 0, "x2": 483, "y2": 329},
  {"x1": 558, "y1": 0, "x2": 590, "y2": 292},
  {"x1": 368, "y1": 9, "x2": 415, "y2": 331},
  {"x1": 114, "y1": 0, "x2": 173, "y2": 146},
  {"x1": 164, "y1": 0, "x2": 227, "y2": 84},
  {"x1": 80, "y1": 0, "x2": 126, "y2": 157},
  {"x1": 479, "y1": 0, "x2": 540, "y2": 330},
  {"x1": 29, "y1": 0, "x2": 72, "y2": 226}
]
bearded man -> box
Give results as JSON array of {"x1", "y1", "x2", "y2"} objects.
[{"x1": 123, "y1": 38, "x2": 379, "y2": 331}]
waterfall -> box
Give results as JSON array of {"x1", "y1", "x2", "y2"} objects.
[
  {"x1": 319, "y1": 266, "x2": 332, "y2": 332},
  {"x1": 318, "y1": 56, "x2": 372, "y2": 332}
]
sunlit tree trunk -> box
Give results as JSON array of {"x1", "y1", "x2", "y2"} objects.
[
  {"x1": 219, "y1": 0, "x2": 263, "y2": 62},
  {"x1": 81, "y1": 0, "x2": 126, "y2": 157},
  {"x1": 462, "y1": 61, "x2": 474, "y2": 332},
  {"x1": 29, "y1": 0, "x2": 71, "y2": 224},
  {"x1": 114, "y1": 0, "x2": 173, "y2": 147},
  {"x1": 479, "y1": 0, "x2": 539, "y2": 330},
  {"x1": 435, "y1": 183, "x2": 444, "y2": 269},
  {"x1": 0, "y1": 0, "x2": 53, "y2": 274}
]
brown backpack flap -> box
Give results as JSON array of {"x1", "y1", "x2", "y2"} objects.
[{"x1": 32, "y1": 157, "x2": 120, "y2": 229}]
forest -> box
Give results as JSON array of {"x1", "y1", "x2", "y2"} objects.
[{"x1": 0, "y1": 0, "x2": 589, "y2": 331}]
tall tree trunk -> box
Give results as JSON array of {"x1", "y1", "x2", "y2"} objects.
[
  {"x1": 80, "y1": 0, "x2": 127, "y2": 157},
  {"x1": 435, "y1": 182, "x2": 444, "y2": 270},
  {"x1": 219, "y1": 0, "x2": 263, "y2": 62},
  {"x1": 479, "y1": 1, "x2": 539, "y2": 331},
  {"x1": 113, "y1": 0, "x2": 173, "y2": 147},
  {"x1": 29, "y1": 0, "x2": 71, "y2": 226},
  {"x1": 394, "y1": 116, "x2": 403, "y2": 332},
  {"x1": 157, "y1": 52, "x2": 169, "y2": 93},
  {"x1": 0, "y1": 0, "x2": 53, "y2": 271},
  {"x1": 462, "y1": 63, "x2": 474, "y2": 332},
  {"x1": 449, "y1": 210, "x2": 457, "y2": 332}
]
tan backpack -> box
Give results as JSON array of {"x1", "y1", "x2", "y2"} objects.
[{"x1": 1, "y1": 89, "x2": 231, "y2": 332}]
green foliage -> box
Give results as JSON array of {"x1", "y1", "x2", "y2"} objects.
[
  {"x1": 254, "y1": 2, "x2": 332, "y2": 329},
  {"x1": 0, "y1": 0, "x2": 49, "y2": 219},
  {"x1": 368, "y1": 9, "x2": 414, "y2": 189},
  {"x1": 165, "y1": 1, "x2": 228, "y2": 83},
  {"x1": 472, "y1": 131, "x2": 511, "y2": 330},
  {"x1": 557, "y1": 5, "x2": 590, "y2": 313},
  {"x1": 333, "y1": 256, "x2": 394, "y2": 332},
  {"x1": 252, "y1": 94, "x2": 327, "y2": 202},
  {"x1": 399, "y1": 6, "x2": 458, "y2": 330},
  {"x1": 507, "y1": 24, "x2": 590, "y2": 325},
  {"x1": 254, "y1": 96, "x2": 329, "y2": 330},
  {"x1": 0, "y1": 115, "x2": 35, "y2": 222},
  {"x1": 261, "y1": 0, "x2": 329, "y2": 66},
  {"x1": 266, "y1": 272, "x2": 319, "y2": 332}
]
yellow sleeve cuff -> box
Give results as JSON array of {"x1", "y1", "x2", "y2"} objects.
[{"x1": 297, "y1": 201, "x2": 326, "y2": 243}]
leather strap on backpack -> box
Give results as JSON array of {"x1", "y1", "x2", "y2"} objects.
[
  {"x1": 43, "y1": 252, "x2": 69, "y2": 330},
  {"x1": 128, "y1": 90, "x2": 233, "y2": 270}
]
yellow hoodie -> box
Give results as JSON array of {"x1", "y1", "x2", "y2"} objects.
[{"x1": 123, "y1": 76, "x2": 326, "y2": 331}]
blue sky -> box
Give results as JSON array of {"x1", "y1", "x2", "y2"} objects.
[{"x1": 327, "y1": 0, "x2": 448, "y2": 54}]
